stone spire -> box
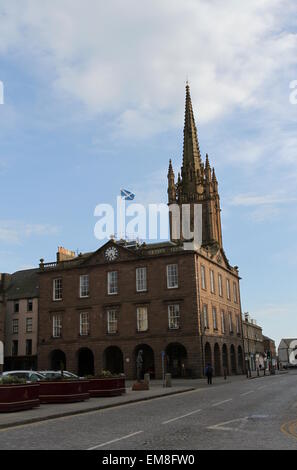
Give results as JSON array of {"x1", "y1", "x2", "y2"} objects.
[
  {"x1": 182, "y1": 82, "x2": 202, "y2": 174},
  {"x1": 167, "y1": 159, "x2": 176, "y2": 203}
]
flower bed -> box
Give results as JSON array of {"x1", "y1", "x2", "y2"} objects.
[
  {"x1": 87, "y1": 376, "x2": 126, "y2": 397},
  {"x1": 39, "y1": 379, "x2": 90, "y2": 404},
  {"x1": 0, "y1": 380, "x2": 40, "y2": 412}
]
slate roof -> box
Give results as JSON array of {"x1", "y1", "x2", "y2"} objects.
[{"x1": 5, "y1": 268, "x2": 39, "y2": 300}]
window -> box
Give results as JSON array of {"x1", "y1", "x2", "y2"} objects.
[
  {"x1": 12, "y1": 340, "x2": 18, "y2": 356},
  {"x1": 53, "y1": 278, "x2": 62, "y2": 301},
  {"x1": 12, "y1": 319, "x2": 19, "y2": 334},
  {"x1": 210, "y1": 270, "x2": 215, "y2": 293},
  {"x1": 236, "y1": 316, "x2": 240, "y2": 335},
  {"x1": 168, "y1": 304, "x2": 180, "y2": 329},
  {"x1": 53, "y1": 315, "x2": 62, "y2": 338},
  {"x1": 229, "y1": 312, "x2": 233, "y2": 333},
  {"x1": 137, "y1": 307, "x2": 148, "y2": 331},
  {"x1": 136, "y1": 267, "x2": 147, "y2": 292},
  {"x1": 107, "y1": 271, "x2": 118, "y2": 295},
  {"x1": 107, "y1": 309, "x2": 118, "y2": 334},
  {"x1": 26, "y1": 339, "x2": 32, "y2": 356},
  {"x1": 27, "y1": 299, "x2": 33, "y2": 312},
  {"x1": 212, "y1": 307, "x2": 217, "y2": 330},
  {"x1": 14, "y1": 301, "x2": 19, "y2": 313},
  {"x1": 221, "y1": 310, "x2": 225, "y2": 334},
  {"x1": 233, "y1": 282, "x2": 238, "y2": 303},
  {"x1": 80, "y1": 275, "x2": 89, "y2": 298},
  {"x1": 26, "y1": 318, "x2": 33, "y2": 333},
  {"x1": 226, "y1": 279, "x2": 231, "y2": 300},
  {"x1": 218, "y1": 274, "x2": 223, "y2": 297},
  {"x1": 203, "y1": 304, "x2": 209, "y2": 329},
  {"x1": 80, "y1": 312, "x2": 90, "y2": 336},
  {"x1": 167, "y1": 264, "x2": 178, "y2": 289},
  {"x1": 201, "y1": 265, "x2": 206, "y2": 289}
]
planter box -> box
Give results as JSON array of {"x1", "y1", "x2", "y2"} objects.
[
  {"x1": 39, "y1": 380, "x2": 90, "y2": 404},
  {"x1": 88, "y1": 377, "x2": 126, "y2": 397},
  {"x1": 0, "y1": 383, "x2": 40, "y2": 412}
]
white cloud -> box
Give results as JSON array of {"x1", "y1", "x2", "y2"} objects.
[
  {"x1": 230, "y1": 193, "x2": 297, "y2": 207},
  {"x1": 0, "y1": 0, "x2": 296, "y2": 138},
  {"x1": 0, "y1": 221, "x2": 59, "y2": 244}
]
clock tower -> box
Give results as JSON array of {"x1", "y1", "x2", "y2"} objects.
[{"x1": 168, "y1": 83, "x2": 223, "y2": 249}]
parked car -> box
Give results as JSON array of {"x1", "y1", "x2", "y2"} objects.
[
  {"x1": 1, "y1": 370, "x2": 46, "y2": 382},
  {"x1": 38, "y1": 370, "x2": 79, "y2": 380}
]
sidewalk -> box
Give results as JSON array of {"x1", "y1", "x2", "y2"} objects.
[
  {"x1": 0, "y1": 384, "x2": 195, "y2": 430},
  {"x1": 0, "y1": 371, "x2": 288, "y2": 430}
]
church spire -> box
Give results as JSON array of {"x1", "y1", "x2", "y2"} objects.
[{"x1": 182, "y1": 82, "x2": 202, "y2": 172}]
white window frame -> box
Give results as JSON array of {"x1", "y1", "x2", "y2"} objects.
[
  {"x1": 137, "y1": 306, "x2": 148, "y2": 332},
  {"x1": 226, "y1": 279, "x2": 231, "y2": 300},
  {"x1": 80, "y1": 274, "x2": 89, "y2": 298},
  {"x1": 167, "y1": 264, "x2": 178, "y2": 289},
  {"x1": 107, "y1": 309, "x2": 118, "y2": 334},
  {"x1": 80, "y1": 312, "x2": 90, "y2": 336},
  {"x1": 203, "y1": 304, "x2": 209, "y2": 329},
  {"x1": 229, "y1": 312, "x2": 233, "y2": 333},
  {"x1": 107, "y1": 271, "x2": 118, "y2": 295},
  {"x1": 53, "y1": 278, "x2": 62, "y2": 301},
  {"x1": 233, "y1": 282, "x2": 238, "y2": 303},
  {"x1": 168, "y1": 304, "x2": 180, "y2": 330},
  {"x1": 26, "y1": 317, "x2": 33, "y2": 333},
  {"x1": 212, "y1": 307, "x2": 217, "y2": 330},
  {"x1": 218, "y1": 274, "x2": 223, "y2": 297},
  {"x1": 201, "y1": 265, "x2": 206, "y2": 290},
  {"x1": 210, "y1": 270, "x2": 215, "y2": 294},
  {"x1": 53, "y1": 315, "x2": 62, "y2": 338},
  {"x1": 221, "y1": 310, "x2": 225, "y2": 334},
  {"x1": 136, "y1": 267, "x2": 147, "y2": 292},
  {"x1": 12, "y1": 319, "x2": 19, "y2": 334}
]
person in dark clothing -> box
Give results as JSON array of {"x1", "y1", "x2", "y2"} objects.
[{"x1": 205, "y1": 363, "x2": 213, "y2": 385}]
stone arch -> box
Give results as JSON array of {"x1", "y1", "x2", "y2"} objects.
[
  {"x1": 50, "y1": 349, "x2": 66, "y2": 371},
  {"x1": 134, "y1": 344, "x2": 155, "y2": 379},
  {"x1": 238, "y1": 345, "x2": 244, "y2": 374},
  {"x1": 214, "y1": 343, "x2": 221, "y2": 376},
  {"x1": 222, "y1": 344, "x2": 229, "y2": 375},
  {"x1": 103, "y1": 346, "x2": 124, "y2": 374},
  {"x1": 230, "y1": 344, "x2": 237, "y2": 374},
  {"x1": 205, "y1": 342, "x2": 212, "y2": 369},
  {"x1": 77, "y1": 347, "x2": 94, "y2": 377},
  {"x1": 165, "y1": 342, "x2": 188, "y2": 378}
]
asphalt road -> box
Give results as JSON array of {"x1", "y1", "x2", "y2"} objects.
[{"x1": 0, "y1": 371, "x2": 297, "y2": 450}]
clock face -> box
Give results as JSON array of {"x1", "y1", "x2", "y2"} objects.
[{"x1": 105, "y1": 246, "x2": 119, "y2": 262}]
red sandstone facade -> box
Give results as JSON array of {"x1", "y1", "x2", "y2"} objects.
[{"x1": 37, "y1": 85, "x2": 245, "y2": 379}]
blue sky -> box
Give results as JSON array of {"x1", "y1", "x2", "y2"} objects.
[{"x1": 0, "y1": 0, "x2": 297, "y2": 348}]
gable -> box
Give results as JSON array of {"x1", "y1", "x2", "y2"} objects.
[{"x1": 80, "y1": 240, "x2": 140, "y2": 267}]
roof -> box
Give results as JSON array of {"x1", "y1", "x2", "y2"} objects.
[
  {"x1": 5, "y1": 268, "x2": 39, "y2": 300},
  {"x1": 279, "y1": 338, "x2": 297, "y2": 347}
]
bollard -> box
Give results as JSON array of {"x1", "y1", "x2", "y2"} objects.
[
  {"x1": 165, "y1": 373, "x2": 172, "y2": 388},
  {"x1": 144, "y1": 373, "x2": 150, "y2": 387}
]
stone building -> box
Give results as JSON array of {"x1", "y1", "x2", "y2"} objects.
[
  {"x1": 263, "y1": 335, "x2": 277, "y2": 365},
  {"x1": 37, "y1": 85, "x2": 245, "y2": 379},
  {"x1": 3, "y1": 269, "x2": 39, "y2": 371},
  {"x1": 242, "y1": 312, "x2": 265, "y2": 372}
]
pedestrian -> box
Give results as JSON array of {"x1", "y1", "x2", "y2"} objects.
[{"x1": 205, "y1": 363, "x2": 213, "y2": 385}]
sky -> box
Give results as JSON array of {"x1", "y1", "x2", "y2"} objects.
[{"x1": 0, "y1": 0, "x2": 297, "y2": 348}]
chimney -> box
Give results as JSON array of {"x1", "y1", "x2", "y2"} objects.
[
  {"x1": 244, "y1": 312, "x2": 250, "y2": 322},
  {"x1": 56, "y1": 247, "x2": 76, "y2": 263}
]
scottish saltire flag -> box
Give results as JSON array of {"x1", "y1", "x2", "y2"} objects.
[{"x1": 120, "y1": 189, "x2": 135, "y2": 200}]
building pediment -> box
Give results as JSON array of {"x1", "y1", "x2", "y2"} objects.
[{"x1": 80, "y1": 240, "x2": 141, "y2": 267}]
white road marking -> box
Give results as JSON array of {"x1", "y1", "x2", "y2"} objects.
[
  {"x1": 87, "y1": 431, "x2": 144, "y2": 450},
  {"x1": 240, "y1": 390, "x2": 254, "y2": 396},
  {"x1": 208, "y1": 417, "x2": 248, "y2": 431},
  {"x1": 257, "y1": 386, "x2": 267, "y2": 390},
  {"x1": 211, "y1": 399, "x2": 232, "y2": 407},
  {"x1": 162, "y1": 409, "x2": 202, "y2": 424}
]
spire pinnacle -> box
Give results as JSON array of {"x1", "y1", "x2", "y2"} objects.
[{"x1": 182, "y1": 83, "x2": 202, "y2": 172}]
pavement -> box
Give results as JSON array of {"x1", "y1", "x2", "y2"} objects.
[{"x1": 0, "y1": 369, "x2": 294, "y2": 450}]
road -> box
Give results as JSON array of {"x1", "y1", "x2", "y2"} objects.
[{"x1": 0, "y1": 371, "x2": 296, "y2": 450}]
